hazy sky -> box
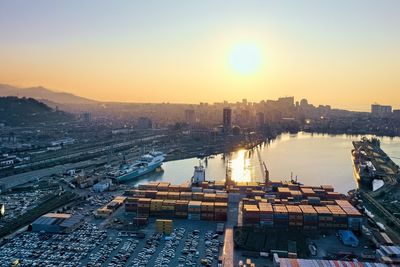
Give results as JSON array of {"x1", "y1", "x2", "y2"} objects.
[{"x1": 1, "y1": 1, "x2": 399, "y2": 111}]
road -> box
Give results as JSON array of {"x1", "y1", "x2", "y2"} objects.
[
  {"x1": 222, "y1": 202, "x2": 238, "y2": 267},
  {"x1": 222, "y1": 228, "x2": 234, "y2": 267},
  {"x1": 0, "y1": 158, "x2": 105, "y2": 190}
]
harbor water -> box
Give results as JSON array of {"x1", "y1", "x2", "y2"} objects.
[{"x1": 129, "y1": 132, "x2": 400, "y2": 193}]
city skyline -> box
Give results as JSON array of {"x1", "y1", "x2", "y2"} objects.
[
  {"x1": 1, "y1": 1, "x2": 400, "y2": 111},
  {"x1": 2, "y1": 2, "x2": 400, "y2": 265}
]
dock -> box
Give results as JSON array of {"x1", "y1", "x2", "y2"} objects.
[{"x1": 352, "y1": 137, "x2": 400, "y2": 236}]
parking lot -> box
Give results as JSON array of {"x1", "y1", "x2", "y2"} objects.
[
  {"x1": 121, "y1": 219, "x2": 224, "y2": 267},
  {"x1": 0, "y1": 222, "x2": 107, "y2": 266},
  {"x1": 0, "y1": 187, "x2": 57, "y2": 228},
  {"x1": 0, "y1": 218, "x2": 224, "y2": 267}
]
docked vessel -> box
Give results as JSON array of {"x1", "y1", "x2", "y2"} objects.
[
  {"x1": 110, "y1": 151, "x2": 165, "y2": 182},
  {"x1": 351, "y1": 147, "x2": 376, "y2": 187},
  {"x1": 351, "y1": 139, "x2": 378, "y2": 188}
]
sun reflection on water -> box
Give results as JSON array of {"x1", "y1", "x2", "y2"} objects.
[{"x1": 229, "y1": 149, "x2": 254, "y2": 182}]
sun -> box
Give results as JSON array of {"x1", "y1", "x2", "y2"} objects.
[{"x1": 229, "y1": 42, "x2": 262, "y2": 75}]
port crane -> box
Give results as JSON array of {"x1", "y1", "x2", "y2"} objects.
[
  {"x1": 256, "y1": 146, "x2": 269, "y2": 183},
  {"x1": 225, "y1": 157, "x2": 232, "y2": 186}
]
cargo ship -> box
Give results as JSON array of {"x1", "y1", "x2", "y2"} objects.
[
  {"x1": 110, "y1": 151, "x2": 165, "y2": 182},
  {"x1": 351, "y1": 147, "x2": 376, "y2": 187},
  {"x1": 351, "y1": 137, "x2": 399, "y2": 190}
]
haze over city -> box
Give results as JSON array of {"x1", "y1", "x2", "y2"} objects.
[
  {"x1": 1, "y1": 1, "x2": 400, "y2": 111},
  {"x1": 3, "y1": 1, "x2": 400, "y2": 266}
]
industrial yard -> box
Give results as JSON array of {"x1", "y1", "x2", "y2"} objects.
[
  {"x1": 1, "y1": 138, "x2": 400, "y2": 266},
  {"x1": 2, "y1": 0, "x2": 400, "y2": 264},
  {"x1": 1, "y1": 166, "x2": 400, "y2": 266}
]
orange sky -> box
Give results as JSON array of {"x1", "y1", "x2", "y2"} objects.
[{"x1": 1, "y1": 1, "x2": 400, "y2": 111}]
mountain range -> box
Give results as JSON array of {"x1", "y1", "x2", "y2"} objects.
[{"x1": 0, "y1": 84, "x2": 97, "y2": 106}]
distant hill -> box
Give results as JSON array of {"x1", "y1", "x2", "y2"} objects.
[
  {"x1": 0, "y1": 96, "x2": 74, "y2": 126},
  {"x1": 0, "y1": 84, "x2": 97, "y2": 105}
]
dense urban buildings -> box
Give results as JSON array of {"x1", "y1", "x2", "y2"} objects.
[
  {"x1": 371, "y1": 104, "x2": 393, "y2": 117},
  {"x1": 1, "y1": 1, "x2": 400, "y2": 266}
]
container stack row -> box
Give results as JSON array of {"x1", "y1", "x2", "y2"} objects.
[
  {"x1": 137, "y1": 180, "x2": 227, "y2": 192},
  {"x1": 125, "y1": 190, "x2": 228, "y2": 203},
  {"x1": 125, "y1": 198, "x2": 228, "y2": 221},
  {"x1": 95, "y1": 196, "x2": 126, "y2": 218},
  {"x1": 241, "y1": 200, "x2": 362, "y2": 231},
  {"x1": 271, "y1": 185, "x2": 345, "y2": 204}
]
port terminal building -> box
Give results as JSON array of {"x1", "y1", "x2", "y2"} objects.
[{"x1": 31, "y1": 213, "x2": 84, "y2": 233}]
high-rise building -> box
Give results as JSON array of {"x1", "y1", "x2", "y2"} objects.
[
  {"x1": 371, "y1": 104, "x2": 392, "y2": 117},
  {"x1": 237, "y1": 109, "x2": 250, "y2": 127},
  {"x1": 256, "y1": 112, "x2": 265, "y2": 128},
  {"x1": 82, "y1": 112, "x2": 91, "y2": 122},
  {"x1": 137, "y1": 117, "x2": 153, "y2": 129},
  {"x1": 278, "y1": 97, "x2": 295, "y2": 107},
  {"x1": 184, "y1": 109, "x2": 195, "y2": 124},
  {"x1": 223, "y1": 107, "x2": 232, "y2": 134}
]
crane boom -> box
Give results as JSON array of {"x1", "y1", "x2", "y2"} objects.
[{"x1": 256, "y1": 146, "x2": 269, "y2": 183}]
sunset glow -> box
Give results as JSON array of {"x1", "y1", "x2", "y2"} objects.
[{"x1": 0, "y1": 1, "x2": 400, "y2": 110}]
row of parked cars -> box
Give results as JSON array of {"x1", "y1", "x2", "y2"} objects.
[
  {"x1": 0, "y1": 189, "x2": 52, "y2": 223},
  {"x1": 107, "y1": 239, "x2": 139, "y2": 267},
  {"x1": 202, "y1": 230, "x2": 223, "y2": 266},
  {"x1": 179, "y1": 229, "x2": 202, "y2": 266},
  {"x1": 0, "y1": 222, "x2": 107, "y2": 266},
  {"x1": 86, "y1": 237, "x2": 122, "y2": 266},
  {"x1": 155, "y1": 227, "x2": 186, "y2": 267},
  {"x1": 130, "y1": 232, "x2": 163, "y2": 267}
]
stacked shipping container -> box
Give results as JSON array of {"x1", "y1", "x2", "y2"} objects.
[
  {"x1": 299, "y1": 205, "x2": 318, "y2": 230},
  {"x1": 336, "y1": 200, "x2": 363, "y2": 232},
  {"x1": 243, "y1": 205, "x2": 259, "y2": 225},
  {"x1": 259, "y1": 202, "x2": 273, "y2": 227},
  {"x1": 188, "y1": 201, "x2": 201, "y2": 220},
  {"x1": 155, "y1": 219, "x2": 173, "y2": 235},
  {"x1": 286, "y1": 205, "x2": 303, "y2": 228},
  {"x1": 273, "y1": 205, "x2": 289, "y2": 229},
  {"x1": 241, "y1": 201, "x2": 362, "y2": 231},
  {"x1": 214, "y1": 202, "x2": 228, "y2": 221},
  {"x1": 201, "y1": 202, "x2": 215, "y2": 221},
  {"x1": 124, "y1": 181, "x2": 229, "y2": 222}
]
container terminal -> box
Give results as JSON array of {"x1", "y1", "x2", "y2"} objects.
[
  {"x1": 89, "y1": 162, "x2": 400, "y2": 267},
  {"x1": 1, "y1": 161, "x2": 400, "y2": 266}
]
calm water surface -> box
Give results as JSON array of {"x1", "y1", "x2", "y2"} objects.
[{"x1": 130, "y1": 132, "x2": 400, "y2": 193}]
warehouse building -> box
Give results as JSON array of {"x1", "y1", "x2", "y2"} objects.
[
  {"x1": 93, "y1": 179, "x2": 112, "y2": 192},
  {"x1": 31, "y1": 213, "x2": 83, "y2": 233}
]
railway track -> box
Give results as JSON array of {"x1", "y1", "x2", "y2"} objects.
[{"x1": 360, "y1": 190, "x2": 400, "y2": 231}]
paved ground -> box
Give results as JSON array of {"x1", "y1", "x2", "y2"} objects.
[
  {"x1": 78, "y1": 218, "x2": 223, "y2": 267},
  {"x1": 222, "y1": 228, "x2": 234, "y2": 267}
]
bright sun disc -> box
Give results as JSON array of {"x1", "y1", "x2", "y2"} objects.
[{"x1": 229, "y1": 43, "x2": 262, "y2": 75}]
